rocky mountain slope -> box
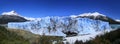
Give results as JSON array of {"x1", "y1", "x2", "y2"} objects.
[
  {"x1": 74, "y1": 12, "x2": 120, "y2": 24},
  {"x1": 0, "y1": 11, "x2": 27, "y2": 24}
]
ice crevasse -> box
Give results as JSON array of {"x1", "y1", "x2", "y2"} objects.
[{"x1": 8, "y1": 16, "x2": 111, "y2": 36}]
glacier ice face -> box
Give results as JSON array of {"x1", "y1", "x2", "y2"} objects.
[{"x1": 8, "y1": 16, "x2": 111, "y2": 36}]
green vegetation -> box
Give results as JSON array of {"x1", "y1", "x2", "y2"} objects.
[
  {"x1": 0, "y1": 26, "x2": 29, "y2": 44},
  {"x1": 0, "y1": 26, "x2": 63, "y2": 44},
  {"x1": 8, "y1": 28, "x2": 63, "y2": 44},
  {"x1": 1, "y1": 25, "x2": 120, "y2": 44},
  {"x1": 74, "y1": 28, "x2": 120, "y2": 44},
  {"x1": 8, "y1": 28, "x2": 41, "y2": 44},
  {"x1": 39, "y1": 35, "x2": 63, "y2": 44}
]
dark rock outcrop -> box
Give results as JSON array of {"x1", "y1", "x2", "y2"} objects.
[
  {"x1": 0, "y1": 15, "x2": 28, "y2": 24},
  {"x1": 77, "y1": 15, "x2": 120, "y2": 24}
]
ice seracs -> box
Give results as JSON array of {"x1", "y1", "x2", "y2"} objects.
[
  {"x1": 8, "y1": 16, "x2": 111, "y2": 44},
  {"x1": 2, "y1": 10, "x2": 19, "y2": 16},
  {"x1": 8, "y1": 16, "x2": 111, "y2": 36}
]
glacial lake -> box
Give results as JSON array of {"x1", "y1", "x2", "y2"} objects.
[{"x1": 110, "y1": 24, "x2": 120, "y2": 29}]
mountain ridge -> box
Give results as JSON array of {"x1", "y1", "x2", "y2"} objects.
[
  {"x1": 1, "y1": 11, "x2": 120, "y2": 24},
  {"x1": 0, "y1": 15, "x2": 28, "y2": 24},
  {"x1": 0, "y1": 11, "x2": 28, "y2": 24},
  {"x1": 75, "y1": 12, "x2": 120, "y2": 24}
]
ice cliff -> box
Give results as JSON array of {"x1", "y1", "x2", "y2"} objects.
[{"x1": 8, "y1": 16, "x2": 111, "y2": 36}]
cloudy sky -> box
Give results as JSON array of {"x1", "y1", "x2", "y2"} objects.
[{"x1": 0, "y1": 0, "x2": 120, "y2": 19}]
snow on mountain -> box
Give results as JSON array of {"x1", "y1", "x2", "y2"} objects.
[
  {"x1": 69, "y1": 12, "x2": 106, "y2": 18},
  {"x1": 23, "y1": 17, "x2": 41, "y2": 21},
  {"x1": 77, "y1": 12, "x2": 108, "y2": 20},
  {"x1": 76, "y1": 12, "x2": 120, "y2": 24},
  {"x1": 79, "y1": 12, "x2": 106, "y2": 17},
  {"x1": 0, "y1": 11, "x2": 28, "y2": 24},
  {"x1": 2, "y1": 10, "x2": 19, "y2": 16},
  {"x1": 1, "y1": 10, "x2": 39, "y2": 21}
]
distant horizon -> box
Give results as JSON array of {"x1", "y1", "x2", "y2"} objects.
[{"x1": 0, "y1": 0, "x2": 120, "y2": 19}]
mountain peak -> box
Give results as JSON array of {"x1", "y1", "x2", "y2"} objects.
[
  {"x1": 79, "y1": 12, "x2": 106, "y2": 17},
  {"x1": 1, "y1": 10, "x2": 19, "y2": 16}
]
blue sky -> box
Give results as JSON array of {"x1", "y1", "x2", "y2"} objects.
[{"x1": 0, "y1": 0, "x2": 120, "y2": 19}]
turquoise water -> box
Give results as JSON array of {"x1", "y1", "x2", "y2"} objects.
[{"x1": 110, "y1": 24, "x2": 120, "y2": 29}]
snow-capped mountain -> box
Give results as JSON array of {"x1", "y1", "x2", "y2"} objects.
[
  {"x1": 2, "y1": 10, "x2": 20, "y2": 16},
  {"x1": 0, "y1": 11, "x2": 28, "y2": 24},
  {"x1": 76, "y1": 12, "x2": 120, "y2": 24}
]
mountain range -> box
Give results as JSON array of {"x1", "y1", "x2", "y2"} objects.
[
  {"x1": 0, "y1": 11, "x2": 27, "y2": 24},
  {"x1": 77, "y1": 12, "x2": 120, "y2": 24},
  {"x1": 0, "y1": 11, "x2": 120, "y2": 24},
  {"x1": 0, "y1": 11, "x2": 120, "y2": 44}
]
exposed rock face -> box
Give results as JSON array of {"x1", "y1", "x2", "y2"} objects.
[
  {"x1": 0, "y1": 11, "x2": 27, "y2": 24},
  {"x1": 77, "y1": 12, "x2": 120, "y2": 24},
  {"x1": 0, "y1": 15, "x2": 28, "y2": 24},
  {"x1": 78, "y1": 15, "x2": 120, "y2": 24}
]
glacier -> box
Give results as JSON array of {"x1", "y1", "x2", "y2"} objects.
[
  {"x1": 1, "y1": 11, "x2": 112, "y2": 43},
  {"x1": 8, "y1": 16, "x2": 111, "y2": 36}
]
